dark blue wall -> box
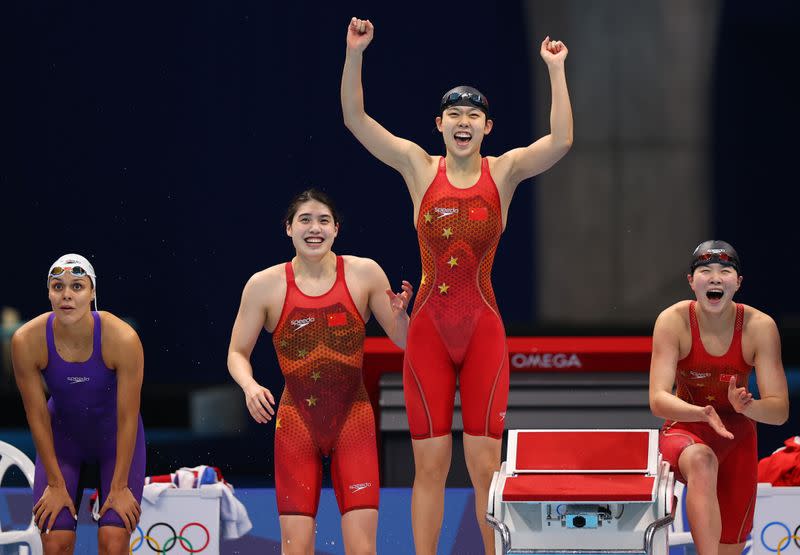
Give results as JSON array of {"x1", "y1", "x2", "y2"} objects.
[
  {"x1": 3, "y1": 1, "x2": 535, "y2": 386},
  {"x1": 713, "y1": 1, "x2": 800, "y2": 324},
  {"x1": 6, "y1": 0, "x2": 800, "y2": 394}
]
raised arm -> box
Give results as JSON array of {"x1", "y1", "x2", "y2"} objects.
[
  {"x1": 99, "y1": 314, "x2": 143, "y2": 533},
  {"x1": 341, "y1": 17, "x2": 431, "y2": 197},
  {"x1": 359, "y1": 259, "x2": 412, "y2": 349},
  {"x1": 11, "y1": 321, "x2": 78, "y2": 530},
  {"x1": 648, "y1": 308, "x2": 733, "y2": 438},
  {"x1": 494, "y1": 37, "x2": 573, "y2": 195},
  {"x1": 227, "y1": 273, "x2": 276, "y2": 424},
  {"x1": 734, "y1": 313, "x2": 789, "y2": 425}
]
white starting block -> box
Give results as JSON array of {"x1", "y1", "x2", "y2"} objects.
[{"x1": 486, "y1": 429, "x2": 676, "y2": 555}]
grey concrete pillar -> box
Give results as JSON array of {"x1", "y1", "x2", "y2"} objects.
[{"x1": 526, "y1": 0, "x2": 720, "y2": 325}]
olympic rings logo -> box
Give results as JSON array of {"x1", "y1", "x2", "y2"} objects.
[
  {"x1": 129, "y1": 522, "x2": 211, "y2": 554},
  {"x1": 760, "y1": 522, "x2": 800, "y2": 555}
]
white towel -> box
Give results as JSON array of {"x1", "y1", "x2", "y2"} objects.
[
  {"x1": 139, "y1": 479, "x2": 252, "y2": 540},
  {"x1": 200, "y1": 483, "x2": 253, "y2": 539},
  {"x1": 142, "y1": 482, "x2": 174, "y2": 504}
]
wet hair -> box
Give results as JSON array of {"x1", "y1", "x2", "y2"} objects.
[
  {"x1": 284, "y1": 188, "x2": 341, "y2": 226},
  {"x1": 690, "y1": 240, "x2": 741, "y2": 275},
  {"x1": 439, "y1": 85, "x2": 490, "y2": 117}
]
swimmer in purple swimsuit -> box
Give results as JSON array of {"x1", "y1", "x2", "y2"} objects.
[{"x1": 12, "y1": 254, "x2": 146, "y2": 555}]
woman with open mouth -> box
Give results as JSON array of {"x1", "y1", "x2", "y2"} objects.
[
  {"x1": 341, "y1": 17, "x2": 573, "y2": 554},
  {"x1": 227, "y1": 189, "x2": 413, "y2": 554},
  {"x1": 649, "y1": 240, "x2": 789, "y2": 555},
  {"x1": 12, "y1": 254, "x2": 146, "y2": 554}
]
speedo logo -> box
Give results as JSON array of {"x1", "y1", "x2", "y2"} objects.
[
  {"x1": 349, "y1": 482, "x2": 372, "y2": 493},
  {"x1": 688, "y1": 371, "x2": 711, "y2": 380},
  {"x1": 67, "y1": 377, "x2": 90, "y2": 384},
  {"x1": 434, "y1": 207, "x2": 459, "y2": 219},
  {"x1": 290, "y1": 317, "x2": 315, "y2": 331},
  {"x1": 499, "y1": 411, "x2": 506, "y2": 421}
]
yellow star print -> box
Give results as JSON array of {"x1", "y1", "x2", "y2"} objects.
[
  {"x1": 447, "y1": 256, "x2": 458, "y2": 268},
  {"x1": 438, "y1": 282, "x2": 450, "y2": 294},
  {"x1": 442, "y1": 227, "x2": 453, "y2": 239},
  {"x1": 279, "y1": 340, "x2": 287, "y2": 347},
  {"x1": 275, "y1": 418, "x2": 282, "y2": 429},
  {"x1": 311, "y1": 371, "x2": 321, "y2": 382},
  {"x1": 706, "y1": 395, "x2": 716, "y2": 402},
  {"x1": 424, "y1": 212, "x2": 433, "y2": 223},
  {"x1": 297, "y1": 348, "x2": 308, "y2": 358},
  {"x1": 306, "y1": 395, "x2": 318, "y2": 407}
]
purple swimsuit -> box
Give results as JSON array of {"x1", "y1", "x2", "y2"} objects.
[{"x1": 33, "y1": 311, "x2": 145, "y2": 530}]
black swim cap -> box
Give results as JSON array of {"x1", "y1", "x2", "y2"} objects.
[
  {"x1": 439, "y1": 85, "x2": 489, "y2": 117},
  {"x1": 690, "y1": 240, "x2": 741, "y2": 274}
]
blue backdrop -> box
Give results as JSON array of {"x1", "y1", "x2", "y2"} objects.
[{"x1": 4, "y1": 1, "x2": 536, "y2": 388}]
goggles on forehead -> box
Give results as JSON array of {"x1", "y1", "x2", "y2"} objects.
[
  {"x1": 691, "y1": 251, "x2": 740, "y2": 273},
  {"x1": 440, "y1": 91, "x2": 489, "y2": 114},
  {"x1": 696, "y1": 252, "x2": 733, "y2": 264},
  {"x1": 49, "y1": 265, "x2": 89, "y2": 279}
]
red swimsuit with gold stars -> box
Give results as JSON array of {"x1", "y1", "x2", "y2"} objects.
[
  {"x1": 272, "y1": 256, "x2": 378, "y2": 516},
  {"x1": 403, "y1": 157, "x2": 509, "y2": 439}
]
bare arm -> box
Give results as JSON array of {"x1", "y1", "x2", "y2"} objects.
[
  {"x1": 738, "y1": 314, "x2": 789, "y2": 425},
  {"x1": 108, "y1": 318, "x2": 143, "y2": 491},
  {"x1": 649, "y1": 308, "x2": 733, "y2": 438},
  {"x1": 227, "y1": 273, "x2": 276, "y2": 423},
  {"x1": 494, "y1": 37, "x2": 573, "y2": 195},
  {"x1": 99, "y1": 314, "x2": 143, "y2": 532},
  {"x1": 341, "y1": 17, "x2": 431, "y2": 198},
  {"x1": 11, "y1": 320, "x2": 78, "y2": 529},
  {"x1": 11, "y1": 324, "x2": 66, "y2": 490},
  {"x1": 361, "y1": 259, "x2": 412, "y2": 349}
]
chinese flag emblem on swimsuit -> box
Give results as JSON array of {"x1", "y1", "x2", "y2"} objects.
[
  {"x1": 469, "y1": 206, "x2": 488, "y2": 221},
  {"x1": 327, "y1": 312, "x2": 347, "y2": 327}
]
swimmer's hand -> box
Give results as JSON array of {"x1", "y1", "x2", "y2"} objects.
[
  {"x1": 347, "y1": 17, "x2": 374, "y2": 53},
  {"x1": 540, "y1": 36, "x2": 568, "y2": 66},
  {"x1": 243, "y1": 381, "x2": 275, "y2": 424},
  {"x1": 386, "y1": 280, "x2": 414, "y2": 314},
  {"x1": 33, "y1": 483, "x2": 77, "y2": 533},
  {"x1": 98, "y1": 485, "x2": 141, "y2": 534},
  {"x1": 702, "y1": 405, "x2": 734, "y2": 439},
  {"x1": 727, "y1": 375, "x2": 754, "y2": 414}
]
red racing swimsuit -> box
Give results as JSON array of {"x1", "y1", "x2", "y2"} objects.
[
  {"x1": 403, "y1": 157, "x2": 509, "y2": 439},
  {"x1": 659, "y1": 301, "x2": 756, "y2": 544},
  {"x1": 272, "y1": 256, "x2": 378, "y2": 516}
]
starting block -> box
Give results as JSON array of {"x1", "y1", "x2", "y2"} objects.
[{"x1": 486, "y1": 430, "x2": 675, "y2": 555}]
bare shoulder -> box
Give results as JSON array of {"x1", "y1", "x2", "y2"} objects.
[
  {"x1": 656, "y1": 301, "x2": 690, "y2": 330},
  {"x1": 253, "y1": 263, "x2": 286, "y2": 286},
  {"x1": 342, "y1": 254, "x2": 380, "y2": 271},
  {"x1": 342, "y1": 255, "x2": 383, "y2": 281},
  {"x1": 11, "y1": 313, "x2": 49, "y2": 358},
  {"x1": 98, "y1": 311, "x2": 141, "y2": 349},
  {"x1": 246, "y1": 263, "x2": 287, "y2": 296},
  {"x1": 741, "y1": 303, "x2": 778, "y2": 334},
  {"x1": 248, "y1": 263, "x2": 285, "y2": 287},
  {"x1": 12, "y1": 313, "x2": 48, "y2": 344},
  {"x1": 486, "y1": 154, "x2": 507, "y2": 181},
  {"x1": 239, "y1": 263, "x2": 288, "y2": 315},
  {"x1": 409, "y1": 155, "x2": 442, "y2": 203}
]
